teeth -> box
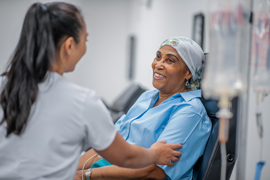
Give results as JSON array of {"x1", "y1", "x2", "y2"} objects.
[{"x1": 155, "y1": 73, "x2": 164, "y2": 77}]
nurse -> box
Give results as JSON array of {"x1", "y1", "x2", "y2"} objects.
[{"x1": 0, "y1": 2, "x2": 181, "y2": 180}]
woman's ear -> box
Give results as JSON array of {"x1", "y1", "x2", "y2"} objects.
[
  {"x1": 62, "y1": 37, "x2": 75, "y2": 57},
  {"x1": 185, "y1": 70, "x2": 192, "y2": 81},
  {"x1": 55, "y1": 37, "x2": 75, "y2": 72}
]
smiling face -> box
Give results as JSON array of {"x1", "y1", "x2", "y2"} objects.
[{"x1": 152, "y1": 45, "x2": 192, "y2": 95}]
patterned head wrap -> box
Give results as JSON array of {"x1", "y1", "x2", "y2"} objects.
[{"x1": 160, "y1": 36, "x2": 205, "y2": 90}]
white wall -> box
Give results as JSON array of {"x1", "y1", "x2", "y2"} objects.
[
  {"x1": 63, "y1": 0, "x2": 132, "y2": 105},
  {"x1": 0, "y1": 0, "x2": 270, "y2": 179},
  {"x1": 0, "y1": 0, "x2": 30, "y2": 72},
  {"x1": 0, "y1": 0, "x2": 132, "y2": 105}
]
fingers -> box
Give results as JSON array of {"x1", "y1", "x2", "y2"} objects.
[
  {"x1": 153, "y1": 141, "x2": 183, "y2": 166},
  {"x1": 169, "y1": 143, "x2": 182, "y2": 149},
  {"x1": 171, "y1": 156, "x2": 180, "y2": 162},
  {"x1": 172, "y1": 150, "x2": 182, "y2": 157},
  {"x1": 167, "y1": 161, "x2": 175, "y2": 166},
  {"x1": 167, "y1": 155, "x2": 180, "y2": 166},
  {"x1": 159, "y1": 139, "x2": 166, "y2": 144}
]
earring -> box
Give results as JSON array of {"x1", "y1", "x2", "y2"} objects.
[
  {"x1": 70, "y1": 52, "x2": 73, "y2": 56},
  {"x1": 186, "y1": 80, "x2": 189, "y2": 87}
]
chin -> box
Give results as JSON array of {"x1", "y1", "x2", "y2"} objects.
[
  {"x1": 152, "y1": 81, "x2": 163, "y2": 90},
  {"x1": 65, "y1": 67, "x2": 75, "y2": 73}
]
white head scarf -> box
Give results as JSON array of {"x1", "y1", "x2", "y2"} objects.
[{"x1": 160, "y1": 36, "x2": 205, "y2": 90}]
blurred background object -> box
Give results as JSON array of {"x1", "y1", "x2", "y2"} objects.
[
  {"x1": 202, "y1": 0, "x2": 251, "y2": 179},
  {"x1": 192, "y1": 13, "x2": 205, "y2": 50}
]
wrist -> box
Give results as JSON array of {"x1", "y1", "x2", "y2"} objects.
[
  {"x1": 85, "y1": 168, "x2": 91, "y2": 180},
  {"x1": 149, "y1": 147, "x2": 158, "y2": 164},
  {"x1": 89, "y1": 168, "x2": 103, "y2": 179}
]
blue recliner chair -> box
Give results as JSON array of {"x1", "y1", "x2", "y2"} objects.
[{"x1": 193, "y1": 96, "x2": 238, "y2": 180}]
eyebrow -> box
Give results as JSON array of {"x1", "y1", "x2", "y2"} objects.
[
  {"x1": 167, "y1": 54, "x2": 179, "y2": 62},
  {"x1": 157, "y1": 51, "x2": 179, "y2": 62}
]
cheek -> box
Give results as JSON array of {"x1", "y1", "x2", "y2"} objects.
[
  {"x1": 78, "y1": 45, "x2": 86, "y2": 60},
  {"x1": 82, "y1": 44, "x2": 86, "y2": 55},
  {"x1": 167, "y1": 67, "x2": 184, "y2": 80},
  {"x1": 152, "y1": 61, "x2": 155, "y2": 70},
  {"x1": 84, "y1": 43, "x2": 87, "y2": 53}
]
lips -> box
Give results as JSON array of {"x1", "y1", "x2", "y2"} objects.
[{"x1": 153, "y1": 72, "x2": 165, "y2": 80}]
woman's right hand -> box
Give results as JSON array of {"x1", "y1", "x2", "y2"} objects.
[{"x1": 150, "y1": 139, "x2": 182, "y2": 166}]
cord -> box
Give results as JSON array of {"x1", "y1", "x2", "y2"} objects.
[
  {"x1": 82, "y1": 153, "x2": 98, "y2": 180},
  {"x1": 220, "y1": 142, "x2": 227, "y2": 180}
]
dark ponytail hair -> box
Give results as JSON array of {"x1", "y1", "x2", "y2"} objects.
[{"x1": 0, "y1": 2, "x2": 84, "y2": 136}]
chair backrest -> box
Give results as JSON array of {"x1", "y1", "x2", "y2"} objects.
[{"x1": 193, "y1": 96, "x2": 238, "y2": 180}]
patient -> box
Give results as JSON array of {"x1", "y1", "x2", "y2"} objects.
[{"x1": 75, "y1": 37, "x2": 212, "y2": 180}]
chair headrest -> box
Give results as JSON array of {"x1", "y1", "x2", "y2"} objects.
[{"x1": 200, "y1": 96, "x2": 219, "y2": 121}]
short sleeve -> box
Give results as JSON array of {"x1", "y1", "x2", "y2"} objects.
[
  {"x1": 114, "y1": 114, "x2": 126, "y2": 132},
  {"x1": 157, "y1": 110, "x2": 211, "y2": 179},
  {"x1": 82, "y1": 91, "x2": 117, "y2": 151}
]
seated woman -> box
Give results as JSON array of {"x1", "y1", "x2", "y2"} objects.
[{"x1": 75, "y1": 36, "x2": 212, "y2": 180}]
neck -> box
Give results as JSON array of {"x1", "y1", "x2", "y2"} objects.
[
  {"x1": 154, "y1": 86, "x2": 188, "y2": 107},
  {"x1": 52, "y1": 63, "x2": 64, "y2": 75},
  {"x1": 52, "y1": 55, "x2": 65, "y2": 75}
]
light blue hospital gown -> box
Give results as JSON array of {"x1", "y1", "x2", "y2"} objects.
[{"x1": 95, "y1": 89, "x2": 212, "y2": 180}]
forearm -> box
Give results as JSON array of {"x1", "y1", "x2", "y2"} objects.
[
  {"x1": 74, "y1": 167, "x2": 146, "y2": 180},
  {"x1": 90, "y1": 165, "x2": 159, "y2": 180},
  {"x1": 96, "y1": 133, "x2": 181, "y2": 168},
  {"x1": 74, "y1": 164, "x2": 166, "y2": 180},
  {"x1": 96, "y1": 133, "x2": 157, "y2": 168},
  {"x1": 91, "y1": 166, "x2": 144, "y2": 180},
  {"x1": 77, "y1": 149, "x2": 101, "y2": 170},
  {"x1": 120, "y1": 144, "x2": 157, "y2": 168}
]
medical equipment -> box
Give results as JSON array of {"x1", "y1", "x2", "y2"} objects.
[
  {"x1": 250, "y1": 0, "x2": 270, "y2": 179},
  {"x1": 202, "y1": 0, "x2": 250, "y2": 180},
  {"x1": 252, "y1": 0, "x2": 270, "y2": 93}
]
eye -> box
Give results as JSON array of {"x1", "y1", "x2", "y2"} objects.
[
  {"x1": 167, "y1": 59, "x2": 175, "y2": 63},
  {"x1": 155, "y1": 54, "x2": 161, "y2": 60}
]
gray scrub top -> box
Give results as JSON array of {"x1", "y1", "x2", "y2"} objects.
[{"x1": 0, "y1": 72, "x2": 117, "y2": 180}]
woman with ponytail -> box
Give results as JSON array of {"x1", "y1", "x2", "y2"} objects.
[{"x1": 0, "y1": 2, "x2": 181, "y2": 180}]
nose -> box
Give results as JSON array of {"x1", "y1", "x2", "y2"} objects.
[{"x1": 154, "y1": 60, "x2": 164, "y2": 70}]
